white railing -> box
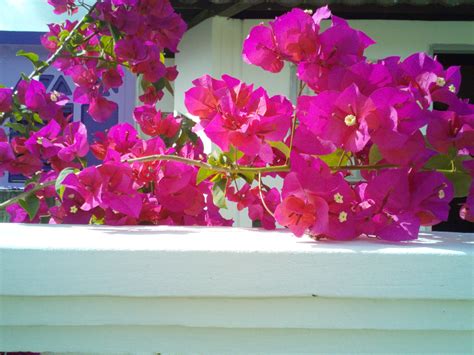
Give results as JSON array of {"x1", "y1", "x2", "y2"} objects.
[{"x1": 1, "y1": 224, "x2": 473, "y2": 354}]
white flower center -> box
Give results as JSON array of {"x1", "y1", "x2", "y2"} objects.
[
  {"x1": 344, "y1": 114, "x2": 357, "y2": 127},
  {"x1": 50, "y1": 90, "x2": 60, "y2": 102},
  {"x1": 70, "y1": 206, "x2": 78, "y2": 214},
  {"x1": 334, "y1": 193, "x2": 344, "y2": 204},
  {"x1": 338, "y1": 211, "x2": 348, "y2": 223},
  {"x1": 438, "y1": 189, "x2": 445, "y2": 199},
  {"x1": 448, "y1": 84, "x2": 456, "y2": 93},
  {"x1": 436, "y1": 77, "x2": 446, "y2": 87}
]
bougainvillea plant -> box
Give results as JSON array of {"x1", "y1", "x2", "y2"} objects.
[{"x1": 0, "y1": 2, "x2": 473, "y2": 241}]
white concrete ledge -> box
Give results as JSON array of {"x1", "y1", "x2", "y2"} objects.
[
  {"x1": 0, "y1": 224, "x2": 473, "y2": 299},
  {"x1": 0, "y1": 224, "x2": 473, "y2": 353}
]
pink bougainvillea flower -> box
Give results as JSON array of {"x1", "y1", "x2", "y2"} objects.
[
  {"x1": 274, "y1": 154, "x2": 358, "y2": 239},
  {"x1": 47, "y1": 0, "x2": 77, "y2": 15},
  {"x1": 62, "y1": 166, "x2": 103, "y2": 211},
  {"x1": 271, "y1": 8, "x2": 320, "y2": 63},
  {"x1": 228, "y1": 184, "x2": 280, "y2": 230},
  {"x1": 0, "y1": 141, "x2": 14, "y2": 177},
  {"x1": 397, "y1": 53, "x2": 461, "y2": 107},
  {"x1": 88, "y1": 96, "x2": 118, "y2": 123},
  {"x1": 115, "y1": 38, "x2": 148, "y2": 64},
  {"x1": 0, "y1": 88, "x2": 13, "y2": 112},
  {"x1": 102, "y1": 68, "x2": 124, "y2": 90},
  {"x1": 427, "y1": 100, "x2": 474, "y2": 155},
  {"x1": 23, "y1": 79, "x2": 63, "y2": 120},
  {"x1": 57, "y1": 122, "x2": 89, "y2": 162},
  {"x1": 460, "y1": 160, "x2": 474, "y2": 222},
  {"x1": 325, "y1": 61, "x2": 393, "y2": 96},
  {"x1": 134, "y1": 105, "x2": 181, "y2": 138},
  {"x1": 361, "y1": 169, "x2": 420, "y2": 241},
  {"x1": 275, "y1": 195, "x2": 325, "y2": 237},
  {"x1": 410, "y1": 171, "x2": 453, "y2": 226},
  {"x1": 243, "y1": 25, "x2": 284, "y2": 73},
  {"x1": 25, "y1": 119, "x2": 62, "y2": 159},
  {"x1": 138, "y1": 85, "x2": 164, "y2": 105},
  {"x1": 99, "y1": 162, "x2": 143, "y2": 218},
  {"x1": 7, "y1": 137, "x2": 43, "y2": 177},
  {"x1": 158, "y1": 161, "x2": 193, "y2": 194},
  {"x1": 297, "y1": 84, "x2": 375, "y2": 153},
  {"x1": 185, "y1": 74, "x2": 292, "y2": 162}
]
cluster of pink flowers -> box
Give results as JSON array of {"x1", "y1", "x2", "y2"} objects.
[
  {"x1": 3, "y1": 121, "x2": 231, "y2": 227},
  {"x1": 1, "y1": 3, "x2": 473, "y2": 242},
  {"x1": 1, "y1": 0, "x2": 229, "y2": 226},
  {"x1": 185, "y1": 74, "x2": 293, "y2": 163},
  {"x1": 44, "y1": 0, "x2": 185, "y2": 122},
  {"x1": 182, "y1": 5, "x2": 473, "y2": 240}
]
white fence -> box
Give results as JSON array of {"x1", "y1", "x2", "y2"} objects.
[{"x1": 1, "y1": 224, "x2": 473, "y2": 354}]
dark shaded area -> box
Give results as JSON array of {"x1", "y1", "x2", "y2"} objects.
[
  {"x1": 165, "y1": 0, "x2": 474, "y2": 57},
  {"x1": 432, "y1": 52, "x2": 474, "y2": 233},
  {"x1": 171, "y1": 0, "x2": 474, "y2": 28}
]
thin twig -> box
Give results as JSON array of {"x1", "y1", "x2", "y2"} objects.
[
  {"x1": 257, "y1": 173, "x2": 275, "y2": 218},
  {"x1": 286, "y1": 81, "x2": 306, "y2": 165},
  {"x1": 0, "y1": 3, "x2": 97, "y2": 126},
  {"x1": 0, "y1": 181, "x2": 55, "y2": 211}
]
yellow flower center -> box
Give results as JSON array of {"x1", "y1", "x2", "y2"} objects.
[
  {"x1": 50, "y1": 90, "x2": 60, "y2": 102},
  {"x1": 436, "y1": 77, "x2": 446, "y2": 87},
  {"x1": 334, "y1": 193, "x2": 344, "y2": 204},
  {"x1": 438, "y1": 189, "x2": 445, "y2": 199},
  {"x1": 448, "y1": 84, "x2": 456, "y2": 93},
  {"x1": 344, "y1": 114, "x2": 357, "y2": 127},
  {"x1": 338, "y1": 211, "x2": 348, "y2": 223},
  {"x1": 70, "y1": 206, "x2": 78, "y2": 214}
]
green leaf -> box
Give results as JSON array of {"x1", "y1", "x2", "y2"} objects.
[
  {"x1": 100, "y1": 35, "x2": 115, "y2": 56},
  {"x1": 224, "y1": 145, "x2": 244, "y2": 163},
  {"x1": 16, "y1": 49, "x2": 46, "y2": 68},
  {"x1": 212, "y1": 178, "x2": 227, "y2": 209},
  {"x1": 368, "y1": 144, "x2": 382, "y2": 165},
  {"x1": 58, "y1": 29, "x2": 70, "y2": 42},
  {"x1": 267, "y1": 140, "x2": 290, "y2": 158},
  {"x1": 164, "y1": 79, "x2": 174, "y2": 96},
  {"x1": 18, "y1": 194, "x2": 40, "y2": 221},
  {"x1": 16, "y1": 49, "x2": 39, "y2": 64},
  {"x1": 55, "y1": 168, "x2": 76, "y2": 200},
  {"x1": 425, "y1": 154, "x2": 472, "y2": 198},
  {"x1": 237, "y1": 171, "x2": 255, "y2": 184},
  {"x1": 32, "y1": 113, "x2": 43, "y2": 125},
  {"x1": 5, "y1": 122, "x2": 26, "y2": 134},
  {"x1": 319, "y1": 149, "x2": 350, "y2": 167},
  {"x1": 108, "y1": 23, "x2": 121, "y2": 43},
  {"x1": 196, "y1": 167, "x2": 216, "y2": 184},
  {"x1": 152, "y1": 78, "x2": 166, "y2": 92}
]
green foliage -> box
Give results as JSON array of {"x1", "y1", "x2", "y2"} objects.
[
  {"x1": 320, "y1": 149, "x2": 351, "y2": 167},
  {"x1": 425, "y1": 154, "x2": 472, "y2": 198},
  {"x1": 368, "y1": 144, "x2": 383, "y2": 165},
  {"x1": 18, "y1": 194, "x2": 40, "y2": 221},
  {"x1": 55, "y1": 168, "x2": 76, "y2": 200},
  {"x1": 16, "y1": 50, "x2": 46, "y2": 70},
  {"x1": 196, "y1": 167, "x2": 216, "y2": 184},
  {"x1": 267, "y1": 140, "x2": 290, "y2": 158},
  {"x1": 212, "y1": 177, "x2": 227, "y2": 209}
]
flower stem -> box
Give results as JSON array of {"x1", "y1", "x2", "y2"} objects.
[
  {"x1": 0, "y1": 3, "x2": 97, "y2": 126},
  {"x1": 257, "y1": 173, "x2": 275, "y2": 218},
  {"x1": 0, "y1": 181, "x2": 56, "y2": 211}
]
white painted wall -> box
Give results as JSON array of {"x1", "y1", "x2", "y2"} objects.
[{"x1": 1, "y1": 224, "x2": 473, "y2": 353}]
